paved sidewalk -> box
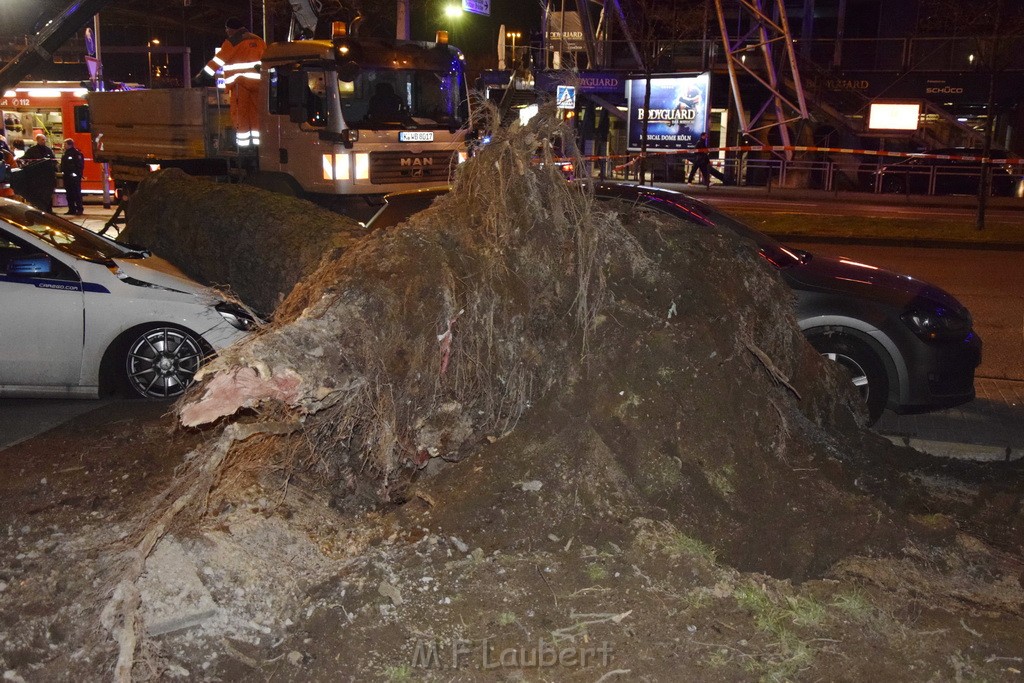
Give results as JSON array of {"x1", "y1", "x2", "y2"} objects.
[
  {"x1": 72, "y1": 203, "x2": 122, "y2": 236},
  {"x1": 875, "y1": 378, "x2": 1024, "y2": 461}
]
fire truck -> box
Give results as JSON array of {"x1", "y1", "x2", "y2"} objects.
[{"x1": 1, "y1": 82, "x2": 104, "y2": 194}]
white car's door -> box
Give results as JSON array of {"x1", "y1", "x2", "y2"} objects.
[{"x1": 0, "y1": 225, "x2": 86, "y2": 391}]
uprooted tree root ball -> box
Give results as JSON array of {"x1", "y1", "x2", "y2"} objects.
[
  {"x1": 178, "y1": 107, "x2": 617, "y2": 495},
  {"x1": 11, "y1": 107, "x2": 1024, "y2": 681}
]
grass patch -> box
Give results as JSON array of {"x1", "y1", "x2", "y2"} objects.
[
  {"x1": 497, "y1": 611, "x2": 517, "y2": 626},
  {"x1": 657, "y1": 525, "x2": 718, "y2": 564},
  {"x1": 731, "y1": 209, "x2": 1024, "y2": 244},
  {"x1": 784, "y1": 594, "x2": 827, "y2": 627},
  {"x1": 382, "y1": 664, "x2": 412, "y2": 682},
  {"x1": 831, "y1": 589, "x2": 874, "y2": 622},
  {"x1": 733, "y1": 581, "x2": 831, "y2": 680},
  {"x1": 735, "y1": 582, "x2": 829, "y2": 633},
  {"x1": 706, "y1": 465, "x2": 736, "y2": 500}
]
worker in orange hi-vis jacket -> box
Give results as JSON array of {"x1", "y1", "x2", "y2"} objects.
[{"x1": 202, "y1": 17, "x2": 267, "y2": 150}]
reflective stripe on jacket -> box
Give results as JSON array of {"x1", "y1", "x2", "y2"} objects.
[{"x1": 203, "y1": 32, "x2": 267, "y2": 83}]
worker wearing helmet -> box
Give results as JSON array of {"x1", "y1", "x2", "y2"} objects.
[{"x1": 203, "y1": 18, "x2": 266, "y2": 150}]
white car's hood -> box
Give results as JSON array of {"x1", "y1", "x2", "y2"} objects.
[{"x1": 109, "y1": 255, "x2": 211, "y2": 298}]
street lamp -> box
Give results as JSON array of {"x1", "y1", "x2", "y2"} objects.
[
  {"x1": 147, "y1": 38, "x2": 160, "y2": 89},
  {"x1": 506, "y1": 30, "x2": 522, "y2": 66},
  {"x1": 444, "y1": 5, "x2": 463, "y2": 46}
]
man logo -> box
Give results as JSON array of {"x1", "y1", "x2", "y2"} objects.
[{"x1": 401, "y1": 156, "x2": 433, "y2": 177}]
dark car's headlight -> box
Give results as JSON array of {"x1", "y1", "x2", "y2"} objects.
[
  {"x1": 901, "y1": 306, "x2": 971, "y2": 342},
  {"x1": 216, "y1": 302, "x2": 259, "y2": 331}
]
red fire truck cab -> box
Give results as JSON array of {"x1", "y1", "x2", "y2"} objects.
[{"x1": 2, "y1": 81, "x2": 105, "y2": 197}]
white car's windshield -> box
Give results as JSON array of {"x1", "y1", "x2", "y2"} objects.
[{"x1": 0, "y1": 200, "x2": 136, "y2": 263}]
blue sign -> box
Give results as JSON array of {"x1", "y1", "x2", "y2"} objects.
[
  {"x1": 462, "y1": 0, "x2": 490, "y2": 16},
  {"x1": 626, "y1": 73, "x2": 710, "y2": 151},
  {"x1": 556, "y1": 85, "x2": 576, "y2": 109}
]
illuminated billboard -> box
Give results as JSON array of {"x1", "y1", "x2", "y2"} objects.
[
  {"x1": 868, "y1": 103, "x2": 920, "y2": 131},
  {"x1": 627, "y1": 73, "x2": 709, "y2": 151}
]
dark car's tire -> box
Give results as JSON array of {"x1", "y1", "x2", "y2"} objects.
[
  {"x1": 123, "y1": 326, "x2": 205, "y2": 399},
  {"x1": 807, "y1": 332, "x2": 889, "y2": 424}
]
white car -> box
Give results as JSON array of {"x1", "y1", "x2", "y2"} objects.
[{"x1": 0, "y1": 198, "x2": 255, "y2": 399}]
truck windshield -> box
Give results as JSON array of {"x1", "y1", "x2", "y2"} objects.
[{"x1": 342, "y1": 69, "x2": 466, "y2": 130}]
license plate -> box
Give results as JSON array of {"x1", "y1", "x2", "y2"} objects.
[{"x1": 399, "y1": 131, "x2": 434, "y2": 142}]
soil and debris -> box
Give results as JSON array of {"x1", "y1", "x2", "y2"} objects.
[{"x1": 3, "y1": 108, "x2": 1024, "y2": 682}]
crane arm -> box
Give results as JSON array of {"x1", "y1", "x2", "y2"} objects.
[
  {"x1": 0, "y1": 0, "x2": 111, "y2": 93},
  {"x1": 289, "y1": 0, "x2": 323, "y2": 40}
]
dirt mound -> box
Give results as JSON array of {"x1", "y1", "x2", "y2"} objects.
[
  {"x1": 120, "y1": 169, "x2": 367, "y2": 316},
  {"x1": 170, "y1": 108, "x2": 906, "y2": 581},
  {"x1": 6, "y1": 107, "x2": 1024, "y2": 681}
]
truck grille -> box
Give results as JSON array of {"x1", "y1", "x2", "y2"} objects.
[{"x1": 369, "y1": 150, "x2": 460, "y2": 185}]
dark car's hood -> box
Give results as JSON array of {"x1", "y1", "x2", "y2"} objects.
[{"x1": 783, "y1": 251, "x2": 969, "y2": 315}]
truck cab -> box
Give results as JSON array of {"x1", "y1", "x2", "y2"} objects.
[{"x1": 259, "y1": 31, "x2": 469, "y2": 197}]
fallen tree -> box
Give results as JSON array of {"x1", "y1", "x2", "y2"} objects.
[
  {"x1": 12, "y1": 106, "x2": 1023, "y2": 681},
  {"x1": 120, "y1": 169, "x2": 367, "y2": 317}
]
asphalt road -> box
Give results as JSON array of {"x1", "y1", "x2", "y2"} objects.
[
  {"x1": 704, "y1": 194, "x2": 1024, "y2": 225},
  {"x1": 0, "y1": 398, "x2": 112, "y2": 450}
]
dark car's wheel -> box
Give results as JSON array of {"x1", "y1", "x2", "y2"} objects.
[
  {"x1": 808, "y1": 333, "x2": 889, "y2": 424},
  {"x1": 124, "y1": 326, "x2": 205, "y2": 399}
]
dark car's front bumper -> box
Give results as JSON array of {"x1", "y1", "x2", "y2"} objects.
[{"x1": 894, "y1": 329, "x2": 982, "y2": 413}]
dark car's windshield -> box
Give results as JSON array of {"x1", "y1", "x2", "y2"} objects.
[{"x1": 0, "y1": 200, "x2": 136, "y2": 263}]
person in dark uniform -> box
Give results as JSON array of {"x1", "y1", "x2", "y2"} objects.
[
  {"x1": 19, "y1": 134, "x2": 57, "y2": 212},
  {"x1": 21, "y1": 133, "x2": 55, "y2": 164},
  {"x1": 687, "y1": 132, "x2": 727, "y2": 187},
  {"x1": 60, "y1": 138, "x2": 86, "y2": 215}
]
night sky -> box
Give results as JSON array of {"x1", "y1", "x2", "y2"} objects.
[
  {"x1": 409, "y1": 0, "x2": 544, "y2": 63},
  {"x1": 1, "y1": 0, "x2": 546, "y2": 79}
]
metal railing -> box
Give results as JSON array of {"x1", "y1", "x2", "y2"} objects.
[{"x1": 605, "y1": 153, "x2": 1023, "y2": 198}]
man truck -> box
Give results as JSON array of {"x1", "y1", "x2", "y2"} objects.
[{"x1": 87, "y1": 22, "x2": 470, "y2": 218}]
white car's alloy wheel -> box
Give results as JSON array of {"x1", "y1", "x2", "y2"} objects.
[{"x1": 125, "y1": 327, "x2": 204, "y2": 398}]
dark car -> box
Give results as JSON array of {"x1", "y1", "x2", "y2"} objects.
[
  {"x1": 869, "y1": 148, "x2": 1022, "y2": 196},
  {"x1": 367, "y1": 183, "x2": 981, "y2": 424}
]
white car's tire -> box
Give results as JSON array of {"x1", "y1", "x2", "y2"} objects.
[{"x1": 124, "y1": 326, "x2": 204, "y2": 399}]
